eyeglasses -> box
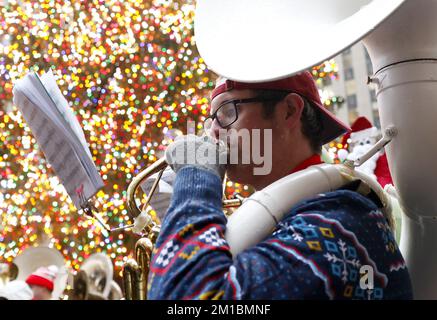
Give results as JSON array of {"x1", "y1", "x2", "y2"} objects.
[{"x1": 204, "y1": 97, "x2": 281, "y2": 130}]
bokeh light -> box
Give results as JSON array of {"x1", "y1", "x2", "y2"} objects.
[{"x1": 0, "y1": 0, "x2": 341, "y2": 279}]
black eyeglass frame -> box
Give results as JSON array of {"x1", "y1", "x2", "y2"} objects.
[{"x1": 205, "y1": 97, "x2": 285, "y2": 129}]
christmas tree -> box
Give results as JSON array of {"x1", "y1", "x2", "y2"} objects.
[{"x1": 0, "y1": 0, "x2": 343, "y2": 280}]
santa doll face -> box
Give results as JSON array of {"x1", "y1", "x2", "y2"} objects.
[
  {"x1": 347, "y1": 136, "x2": 380, "y2": 178},
  {"x1": 349, "y1": 137, "x2": 377, "y2": 158}
]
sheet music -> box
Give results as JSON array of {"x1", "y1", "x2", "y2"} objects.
[
  {"x1": 12, "y1": 70, "x2": 104, "y2": 209},
  {"x1": 39, "y1": 70, "x2": 93, "y2": 160}
]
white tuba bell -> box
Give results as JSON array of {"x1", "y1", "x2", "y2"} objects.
[
  {"x1": 195, "y1": 0, "x2": 437, "y2": 299},
  {"x1": 13, "y1": 246, "x2": 68, "y2": 300},
  {"x1": 71, "y1": 252, "x2": 122, "y2": 300}
]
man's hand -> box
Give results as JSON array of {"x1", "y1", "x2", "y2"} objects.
[{"x1": 165, "y1": 134, "x2": 228, "y2": 180}]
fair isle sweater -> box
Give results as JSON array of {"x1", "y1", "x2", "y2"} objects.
[{"x1": 147, "y1": 166, "x2": 413, "y2": 300}]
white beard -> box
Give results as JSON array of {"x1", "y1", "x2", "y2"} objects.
[{"x1": 347, "y1": 143, "x2": 379, "y2": 180}]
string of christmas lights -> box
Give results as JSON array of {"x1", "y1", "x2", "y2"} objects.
[{"x1": 0, "y1": 0, "x2": 342, "y2": 278}]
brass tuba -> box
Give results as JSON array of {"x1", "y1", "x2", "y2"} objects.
[
  {"x1": 121, "y1": 159, "x2": 243, "y2": 299},
  {"x1": 122, "y1": 238, "x2": 153, "y2": 300}
]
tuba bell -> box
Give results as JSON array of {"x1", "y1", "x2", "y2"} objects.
[
  {"x1": 13, "y1": 246, "x2": 68, "y2": 300},
  {"x1": 69, "y1": 252, "x2": 121, "y2": 300}
]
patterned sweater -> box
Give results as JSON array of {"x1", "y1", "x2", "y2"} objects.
[{"x1": 147, "y1": 166, "x2": 413, "y2": 300}]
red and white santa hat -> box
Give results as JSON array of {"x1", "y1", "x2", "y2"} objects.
[
  {"x1": 25, "y1": 265, "x2": 58, "y2": 292},
  {"x1": 341, "y1": 116, "x2": 378, "y2": 147},
  {"x1": 340, "y1": 116, "x2": 394, "y2": 188}
]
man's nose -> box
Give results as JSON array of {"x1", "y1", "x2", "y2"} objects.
[{"x1": 209, "y1": 119, "x2": 221, "y2": 139}]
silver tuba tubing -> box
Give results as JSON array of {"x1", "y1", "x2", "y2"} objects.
[
  {"x1": 225, "y1": 164, "x2": 392, "y2": 256},
  {"x1": 363, "y1": 0, "x2": 437, "y2": 298}
]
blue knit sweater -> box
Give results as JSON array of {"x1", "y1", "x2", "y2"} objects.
[{"x1": 147, "y1": 166, "x2": 413, "y2": 300}]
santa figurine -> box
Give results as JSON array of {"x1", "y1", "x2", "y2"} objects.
[{"x1": 338, "y1": 116, "x2": 394, "y2": 188}]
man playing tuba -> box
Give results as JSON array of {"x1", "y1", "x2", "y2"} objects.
[{"x1": 147, "y1": 72, "x2": 413, "y2": 300}]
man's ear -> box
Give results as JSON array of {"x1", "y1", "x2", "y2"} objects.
[{"x1": 283, "y1": 93, "x2": 304, "y2": 129}]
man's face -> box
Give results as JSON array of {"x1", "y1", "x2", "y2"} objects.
[
  {"x1": 30, "y1": 284, "x2": 52, "y2": 300},
  {"x1": 208, "y1": 89, "x2": 278, "y2": 186}
]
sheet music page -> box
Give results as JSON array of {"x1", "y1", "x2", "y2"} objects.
[
  {"x1": 12, "y1": 71, "x2": 104, "y2": 209},
  {"x1": 38, "y1": 70, "x2": 93, "y2": 160},
  {"x1": 14, "y1": 73, "x2": 72, "y2": 139},
  {"x1": 26, "y1": 72, "x2": 91, "y2": 162}
]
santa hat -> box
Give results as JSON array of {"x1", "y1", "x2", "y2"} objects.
[
  {"x1": 341, "y1": 116, "x2": 378, "y2": 147},
  {"x1": 340, "y1": 116, "x2": 394, "y2": 188},
  {"x1": 375, "y1": 153, "x2": 394, "y2": 188},
  {"x1": 25, "y1": 265, "x2": 58, "y2": 292}
]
